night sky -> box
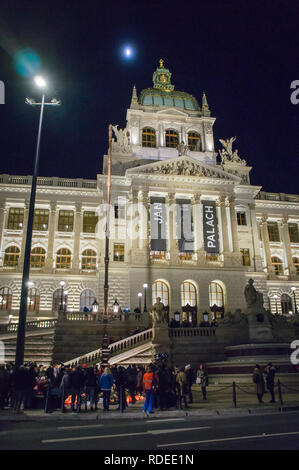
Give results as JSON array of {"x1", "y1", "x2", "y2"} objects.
[{"x1": 0, "y1": 0, "x2": 298, "y2": 194}]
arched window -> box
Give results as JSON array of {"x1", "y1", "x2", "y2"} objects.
[
  {"x1": 56, "y1": 248, "x2": 72, "y2": 269},
  {"x1": 4, "y1": 246, "x2": 20, "y2": 267},
  {"x1": 81, "y1": 249, "x2": 97, "y2": 272},
  {"x1": 188, "y1": 132, "x2": 201, "y2": 151},
  {"x1": 281, "y1": 294, "x2": 293, "y2": 314},
  {"x1": 152, "y1": 280, "x2": 169, "y2": 306},
  {"x1": 27, "y1": 287, "x2": 40, "y2": 312},
  {"x1": 0, "y1": 287, "x2": 12, "y2": 311},
  {"x1": 165, "y1": 129, "x2": 179, "y2": 148},
  {"x1": 181, "y1": 281, "x2": 197, "y2": 307},
  {"x1": 271, "y1": 256, "x2": 283, "y2": 276},
  {"x1": 293, "y1": 257, "x2": 299, "y2": 275},
  {"x1": 142, "y1": 127, "x2": 156, "y2": 148},
  {"x1": 80, "y1": 289, "x2": 96, "y2": 311},
  {"x1": 53, "y1": 288, "x2": 68, "y2": 312},
  {"x1": 209, "y1": 281, "x2": 224, "y2": 307},
  {"x1": 30, "y1": 247, "x2": 46, "y2": 268}
]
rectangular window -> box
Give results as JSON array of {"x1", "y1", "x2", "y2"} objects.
[
  {"x1": 83, "y1": 211, "x2": 98, "y2": 233},
  {"x1": 114, "y1": 203, "x2": 126, "y2": 220},
  {"x1": 288, "y1": 223, "x2": 299, "y2": 243},
  {"x1": 33, "y1": 209, "x2": 49, "y2": 231},
  {"x1": 267, "y1": 222, "x2": 280, "y2": 242},
  {"x1": 7, "y1": 208, "x2": 24, "y2": 230},
  {"x1": 58, "y1": 210, "x2": 74, "y2": 232},
  {"x1": 237, "y1": 212, "x2": 247, "y2": 226},
  {"x1": 241, "y1": 248, "x2": 251, "y2": 266},
  {"x1": 113, "y1": 244, "x2": 124, "y2": 262}
]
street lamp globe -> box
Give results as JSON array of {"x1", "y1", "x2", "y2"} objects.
[{"x1": 34, "y1": 75, "x2": 47, "y2": 88}]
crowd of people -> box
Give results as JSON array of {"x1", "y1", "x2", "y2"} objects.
[
  {"x1": 0, "y1": 360, "x2": 277, "y2": 413},
  {"x1": 0, "y1": 360, "x2": 207, "y2": 414}
]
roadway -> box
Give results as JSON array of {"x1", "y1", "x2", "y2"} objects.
[{"x1": 0, "y1": 410, "x2": 299, "y2": 451}]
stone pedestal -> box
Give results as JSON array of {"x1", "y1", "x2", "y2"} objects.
[
  {"x1": 247, "y1": 309, "x2": 274, "y2": 343},
  {"x1": 152, "y1": 324, "x2": 170, "y2": 359}
]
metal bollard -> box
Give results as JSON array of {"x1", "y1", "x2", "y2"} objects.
[
  {"x1": 77, "y1": 389, "x2": 82, "y2": 413},
  {"x1": 44, "y1": 385, "x2": 50, "y2": 413},
  {"x1": 119, "y1": 386, "x2": 123, "y2": 413},
  {"x1": 61, "y1": 386, "x2": 65, "y2": 413},
  {"x1": 277, "y1": 379, "x2": 283, "y2": 405},
  {"x1": 232, "y1": 382, "x2": 237, "y2": 408}
]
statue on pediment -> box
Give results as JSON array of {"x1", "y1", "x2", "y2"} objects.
[
  {"x1": 219, "y1": 137, "x2": 246, "y2": 165},
  {"x1": 112, "y1": 125, "x2": 131, "y2": 153},
  {"x1": 177, "y1": 141, "x2": 189, "y2": 156}
]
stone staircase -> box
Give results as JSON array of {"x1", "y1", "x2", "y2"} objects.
[
  {"x1": 1, "y1": 332, "x2": 55, "y2": 366},
  {"x1": 63, "y1": 328, "x2": 154, "y2": 367},
  {"x1": 0, "y1": 320, "x2": 57, "y2": 366}
]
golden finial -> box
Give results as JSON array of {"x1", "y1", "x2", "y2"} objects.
[{"x1": 159, "y1": 58, "x2": 164, "y2": 68}]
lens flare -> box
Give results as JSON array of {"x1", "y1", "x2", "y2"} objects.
[{"x1": 14, "y1": 48, "x2": 41, "y2": 78}]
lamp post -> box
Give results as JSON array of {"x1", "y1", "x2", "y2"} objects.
[
  {"x1": 101, "y1": 124, "x2": 113, "y2": 368},
  {"x1": 15, "y1": 76, "x2": 61, "y2": 367},
  {"x1": 291, "y1": 287, "x2": 298, "y2": 314},
  {"x1": 138, "y1": 292, "x2": 142, "y2": 312},
  {"x1": 273, "y1": 295, "x2": 279, "y2": 315},
  {"x1": 59, "y1": 281, "x2": 65, "y2": 312},
  {"x1": 143, "y1": 283, "x2": 148, "y2": 313}
]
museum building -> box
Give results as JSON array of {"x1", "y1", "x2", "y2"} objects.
[{"x1": 0, "y1": 60, "x2": 298, "y2": 326}]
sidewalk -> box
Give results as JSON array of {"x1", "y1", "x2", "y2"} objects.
[{"x1": 1, "y1": 386, "x2": 299, "y2": 422}]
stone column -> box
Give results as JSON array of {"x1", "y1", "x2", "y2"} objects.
[
  {"x1": 72, "y1": 203, "x2": 82, "y2": 272},
  {"x1": 131, "y1": 190, "x2": 139, "y2": 250},
  {"x1": 261, "y1": 215, "x2": 274, "y2": 277},
  {"x1": 45, "y1": 202, "x2": 57, "y2": 272},
  {"x1": 167, "y1": 193, "x2": 179, "y2": 264},
  {"x1": 228, "y1": 196, "x2": 243, "y2": 265},
  {"x1": 249, "y1": 203, "x2": 263, "y2": 271},
  {"x1": 192, "y1": 193, "x2": 205, "y2": 265},
  {"x1": 219, "y1": 195, "x2": 230, "y2": 255},
  {"x1": 281, "y1": 216, "x2": 296, "y2": 278},
  {"x1": 0, "y1": 201, "x2": 7, "y2": 266},
  {"x1": 18, "y1": 200, "x2": 29, "y2": 271}
]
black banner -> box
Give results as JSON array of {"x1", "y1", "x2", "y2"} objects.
[
  {"x1": 176, "y1": 199, "x2": 194, "y2": 252},
  {"x1": 150, "y1": 197, "x2": 166, "y2": 251},
  {"x1": 202, "y1": 200, "x2": 219, "y2": 253}
]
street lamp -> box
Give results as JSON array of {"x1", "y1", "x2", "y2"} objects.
[
  {"x1": 15, "y1": 76, "x2": 61, "y2": 367},
  {"x1": 291, "y1": 287, "x2": 298, "y2": 314},
  {"x1": 143, "y1": 283, "x2": 148, "y2": 313},
  {"x1": 113, "y1": 299, "x2": 120, "y2": 315},
  {"x1": 273, "y1": 295, "x2": 279, "y2": 315},
  {"x1": 92, "y1": 299, "x2": 99, "y2": 314},
  {"x1": 138, "y1": 292, "x2": 142, "y2": 312}
]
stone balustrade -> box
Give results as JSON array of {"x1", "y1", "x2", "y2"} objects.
[
  {"x1": 0, "y1": 319, "x2": 57, "y2": 335},
  {"x1": 0, "y1": 174, "x2": 97, "y2": 189},
  {"x1": 63, "y1": 328, "x2": 154, "y2": 367},
  {"x1": 169, "y1": 327, "x2": 216, "y2": 338}
]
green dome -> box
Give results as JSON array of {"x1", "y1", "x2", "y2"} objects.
[
  {"x1": 139, "y1": 88, "x2": 200, "y2": 111},
  {"x1": 138, "y1": 60, "x2": 200, "y2": 111}
]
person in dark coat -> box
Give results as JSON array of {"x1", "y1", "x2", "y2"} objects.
[
  {"x1": 115, "y1": 366, "x2": 127, "y2": 411},
  {"x1": 84, "y1": 367, "x2": 97, "y2": 411},
  {"x1": 0, "y1": 365, "x2": 9, "y2": 409},
  {"x1": 253, "y1": 364, "x2": 265, "y2": 403},
  {"x1": 184, "y1": 364, "x2": 195, "y2": 404},
  {"x1": 70, "y1": 366, "x2": 85, "y2": 412},
  {"x1": 13, "y1": 366, "x2": 32, "y2": 412},
  {"x1": 264, "y1": 362, "x2": 276, "y2": 403},
  {"x1": 126, "y1": 365, "x2": 137, "y2": 404},
  {"x1": 157, "y1": 365, "x2": 171, "y2": 410},
  {"x1": 197, "y1": 364, "x2": 208, "y2": 400}
]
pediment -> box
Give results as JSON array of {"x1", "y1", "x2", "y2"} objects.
[
  {"x1": 156, "y1": 107, "x2": 188, "y2": 117},
  {"x1": 126, "y1": 155, "x2": 241, "y2": 182}
]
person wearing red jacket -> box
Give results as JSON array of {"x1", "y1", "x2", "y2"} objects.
[{"x1": 142, "y1": 364, "x2": 159, "y2": 414}]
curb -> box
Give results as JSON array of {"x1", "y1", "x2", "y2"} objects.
[{"x1": 1, "y1": 404, "x2": 299, "y2": 422}]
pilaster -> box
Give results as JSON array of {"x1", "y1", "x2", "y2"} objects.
[{"x1": 72, "y1": 203, "x2": 82, "y2": 273}]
